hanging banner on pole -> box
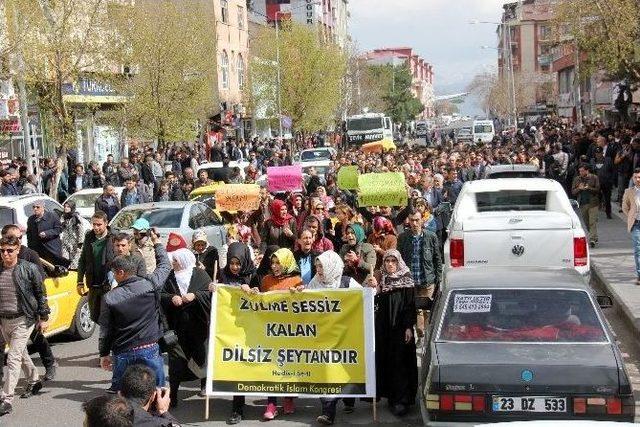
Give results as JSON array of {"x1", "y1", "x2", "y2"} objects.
[
  {"x1": 357, "y1": 172, "x2": 408, "y2": 207},
  {"x1": 205, "y1": 286, "x2": 376, "y2": 398}
]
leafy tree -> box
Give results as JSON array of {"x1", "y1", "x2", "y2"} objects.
[
  {"x1": 248, "y1": 21, "x2": 346, "y2": 133},
  {"x1": 369, "y1": 64, "x2": 424, "y2": 123},
  {"x1": 553, "y1": 0, "x2": 640, "y2": 84},
  {"x1": 434, "y1": 100, "x2": 459, "y2": 116},
  {"x1": 4, "y1": 0, "x2": 119, "y2": 150},
  {"x1": 110, "y1": 0, "x2": 217, "y2": 145}
]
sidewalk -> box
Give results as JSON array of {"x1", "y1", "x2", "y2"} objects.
[{"x1": 590, "y1": 206, "x2": 640, "y2": 337}]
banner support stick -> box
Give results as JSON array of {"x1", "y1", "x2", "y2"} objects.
[
  {"x1": 205, "y1": 261, "x2": 219, "y2": 420},
  {"x1": 373, "y1": 398, "x2": 378, "y2": 421}
]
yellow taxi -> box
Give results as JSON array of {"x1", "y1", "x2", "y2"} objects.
[{"x1": 43, "y1": 267, "x2": 95, "y2": 339}]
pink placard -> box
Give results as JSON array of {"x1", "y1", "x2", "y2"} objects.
[{"x1": 267, "y1": 165, "x2": 303, "y2": 193}]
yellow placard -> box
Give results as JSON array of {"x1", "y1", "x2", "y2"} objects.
[
  {"x1": 337, "y1": 166, "x2": 359, "y2": 190},
  {"x1": 206, "y1": 286, "x2": 376, "y2": 397},
  {"x1": 357, "y1": 172, "x2": 407, "y2": 207},
  {"x1": 214, "y1": 184, "x2": 260, "y2": 212}
]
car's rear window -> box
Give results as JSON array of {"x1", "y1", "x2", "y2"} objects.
[
  {"x1": 68, "y1": 193, "x2": 99, "y2": 208},
  {"x1": 475, "y1": 190, "x2": 547, "y2": 212},
  {"x1": 438, "y1": 289, "x2": 607, "y2": 343},
  {"x1": 111, "y1": 208, "x2": 182, "y2": 230},
  {"x1": 487, "y1": 171, "x2": 540, "y2": 179},
  {"x1": 301, "y1": 150, "x2": 331, "y2": 161}
]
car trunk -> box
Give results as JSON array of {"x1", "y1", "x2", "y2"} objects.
[
  {"x1": 434, "y1": 342, "x2": 620, "y2": 394},
  {"x1": 461, "y1": 212, "x2": 575, "y2": 268}
]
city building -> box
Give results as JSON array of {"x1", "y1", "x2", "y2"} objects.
[
  {"x1": 363, "y1": 47, "x2": 435, "y2": 119},
  {"x1": 252, "y1": 0, "x2": 350, "y2": 47},
  {"x1": 213, "y1": 0, "x2": 250, "y2": 111},
  {"x1": 498, "y1": 0, "x2": 555, "y2": 117}
]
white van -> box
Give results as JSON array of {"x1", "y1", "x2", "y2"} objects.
[{"x1": 472, "y1": 119, "x2": 495, "y2": 143}]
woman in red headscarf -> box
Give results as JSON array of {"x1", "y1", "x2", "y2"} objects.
[
  {"x1": 367, "y1": 216, "x2": 398, "y2": 270},
  {"x1": 259, "y1": 199, "x2": 297, "y2": 251}
]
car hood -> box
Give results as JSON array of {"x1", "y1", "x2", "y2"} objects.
[{"x1": 434, "y1": 342, "x2": 621, "y2": 394}]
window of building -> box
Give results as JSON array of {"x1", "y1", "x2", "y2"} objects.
[
  {"x1": 539, "y1": 25, "x2": 551, "y2": 40},
  {"x1": 221, "y1": 0, "x2": 228, "y2": 24},
  {"x1": 237, "y1": 54, "x2": 245, "y2": 89},
  {"x1": 238, "y1": 5, "x2": 245, "y2": 30},
  {"x1": 220, "y1": 50, "x2": 229, "y2": 89}
]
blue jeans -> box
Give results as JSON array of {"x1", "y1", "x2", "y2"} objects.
[{"x1": 111, "y1": 343, "x2": 165, "y2": 391}]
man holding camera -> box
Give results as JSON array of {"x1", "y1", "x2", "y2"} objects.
[
  {"x1": 98, "y1": 228, "x2": 171, "y2": 392},
  {"x1": 119, "y1": 365, "x2": 180, "y2": 427}
]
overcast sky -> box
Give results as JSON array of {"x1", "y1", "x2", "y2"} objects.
[{"x1": 349, "y1": 0, "x2": 508, "y2": 96}]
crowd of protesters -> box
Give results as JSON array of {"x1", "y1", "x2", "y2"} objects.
[{"x1": 1, "y1": 116, "x2": 640, "y2": 426}]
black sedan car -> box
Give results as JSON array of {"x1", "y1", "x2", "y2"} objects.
[{"x1": 420, "y1": 267, "x2": 634, "y2": 423}]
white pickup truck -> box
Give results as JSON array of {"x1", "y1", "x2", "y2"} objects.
[{"x1": 444, "y1": 178, "x2": 590, "y2": 278}]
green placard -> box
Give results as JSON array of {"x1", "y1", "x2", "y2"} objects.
[
  {"x1": 337, "y1": 166, "x2": 359, "y2": 190},
  {"x1": 357, "y1": 172, "x2": 408, "y2": 207}
]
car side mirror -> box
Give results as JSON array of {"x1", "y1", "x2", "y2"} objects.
[
  {"x1": 570, "y1": 199, "x2": 580, "y2": 210},
  {"x1": 596, "y1": 295, "x2": 613, "y2": 309}
]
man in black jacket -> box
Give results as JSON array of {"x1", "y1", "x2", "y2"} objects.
[
  {"x1": 68, "y1": 163, "x2": 92, "y2": 194},
  {"x1": 95, "y1": 184, "x2": 122, "y2": 221},
  {"x1": 593, "y1": 146, "x2": 615, "y2": 219},
  {"x1": 119, "y1": 365, "x2": 180, "y2": 427},
  {"x1": 26, "y1": 200, "x2": 68, "y2": 267},
  {"x1": 99, "y1": 230, "x2": 170, "y2": 392},
  {"x1": 397, "y1": 209, "x2": 442, "y2": 342},
  {"x1": 77, "y1": 211, "x2": 116, "y2": 323},
  {"x1": 0, "y1": 235, "x2": 50, "y2": 416},
  {"x1": 0, "y1": 225, "x2": 58, "y2": 382}
]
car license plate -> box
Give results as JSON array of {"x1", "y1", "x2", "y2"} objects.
[{"x1": 493, "y1": 396, "x2": 567, "y2": 413}]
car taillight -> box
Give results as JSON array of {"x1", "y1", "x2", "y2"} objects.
[
  {"x1": 606, "y1": 397, "x2": 622, "y2": 415},
  {"x1": 425, "y1": 393, "x2": 484, "y2": 412},
  {"x1": 574, "y1": 237, "x2": 587, "y2": 266},
  {"x1": 440, "y1": 394, "x2": 454, "y2": 411},
  {"x1": 573, "y1": 397, "x2": 586, "y2": 414},
  {"x1": 450, "y1": 239, "x2": 464, "y2": 267},
  {"x1": 573, "y1": 396, "x2": 625, "y2": 415}
]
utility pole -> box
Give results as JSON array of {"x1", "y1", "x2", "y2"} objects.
[{"x1": 574, "y1": 40, "x2": 583, "y2": 128}]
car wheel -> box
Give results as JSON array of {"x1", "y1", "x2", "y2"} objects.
[{"x1": 70, "y1": 296, "x2": 95, "y2": 340}]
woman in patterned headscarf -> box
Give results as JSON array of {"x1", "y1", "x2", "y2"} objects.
[
  {"x1": 259, "y1": 247, "x2": 302, "y2": 420},
  {"x1": 260, "y1": 248, "x2": 303, "y2": 292},
  {"x1": 371, "y1": 249, "x2": 417, "y2": 417}
]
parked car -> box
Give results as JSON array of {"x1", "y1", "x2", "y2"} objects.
[
  {"x1": 109, "y1": 201, "x2": 226, "y2": 249},
  {"x1": 483, "y1": 164, "x2": 541, "y2": 179},
  {"x1": 444, "y1": 178, "x2": 590, "y2": 277},
  {"x1": 63, "y1": 187, "x2": 124, "y2": 220},
  {"x1": 420, "y1": 267, "x2": 633, "y2": 423},
  {"x1": 0, "y1": 194, "x2": 91, "y2": 246},
  {"x1": 43, "y1": 267, "x2": 95, "y2": 340}
]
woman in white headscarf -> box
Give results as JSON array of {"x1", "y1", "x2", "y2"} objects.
[
  {"x1": 308, "y1": 250, "x2": 359, "y2": 425},
  {"x1": 160, "y1": 246, "x2": 212, "y2": 407},
  {"x1": 307, "y1": 250, "x2": 360, "y2": 290}
]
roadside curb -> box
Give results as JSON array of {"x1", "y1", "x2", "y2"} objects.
[{"x1": 591, "y1": 261, "x2": 640, "y2": 340}]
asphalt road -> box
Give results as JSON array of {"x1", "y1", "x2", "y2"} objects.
[{"x1": 3, "y1": 277, "x2": 639, "y2": 427}]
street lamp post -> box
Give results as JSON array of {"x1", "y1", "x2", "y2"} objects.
[{"x1": 274, "y1": 1, "x2": 321, "y2": 139}]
